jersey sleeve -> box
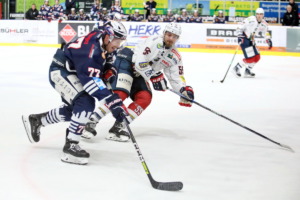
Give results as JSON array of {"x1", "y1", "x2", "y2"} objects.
[{"x1": 163, "y1": 49, "x2": 186, "y2": 92}]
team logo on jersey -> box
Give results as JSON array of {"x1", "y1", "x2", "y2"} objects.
[{"x1": 157, "y1": 43, "x2": 163, "y2": 49}]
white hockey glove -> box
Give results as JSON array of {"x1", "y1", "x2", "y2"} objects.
[
  {"x1": 179, "y1": 86, "x2": 194, "y2": 107},
  {"x1": 150, "y1": 72, "x2": 168, "y2": 91}
]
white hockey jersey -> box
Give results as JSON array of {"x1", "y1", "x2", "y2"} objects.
[
  {"x1": 132, "y1": 35, "x2": 186, "y2": 92},
  {"x1": 237, "y1": 16, "x2": 271, "y2": 40}
]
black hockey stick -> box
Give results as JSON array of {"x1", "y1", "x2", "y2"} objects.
[
  {"x1": 122, "y1": 115, "x2": 183, "y2": 191},
  {"x1": 219, "y1": 43, "x2": 240, "y2": 83},
  {"x1": 168, "y1": 89, "x2": 294, "y2": 152}
]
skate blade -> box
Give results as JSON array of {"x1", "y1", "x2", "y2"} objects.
[
  {"x1": 105, "y1": 133, "x2": 130, "y2": 142},
  {"x1": 22, "y1": 115, "x2": 34, "y2": 143},
  {"x1": 81, "y1": 131, "x2": 94, "y2": 140},
  {"x1": 61, "y1": 153, "x2": 88, "y2": 165}
]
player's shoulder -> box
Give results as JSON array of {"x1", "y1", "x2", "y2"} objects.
[{"x1": 261, "y1": 19, "x2": 269, "y2": 26}]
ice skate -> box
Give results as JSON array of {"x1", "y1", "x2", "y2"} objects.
[
  {"x1": 22, "y1": 112, "x2": 47, "y2": 143},
  {"x1": 61, "y1": 139, "x2": 90, "y2": 165},
  {"x1": 81, "y1": 121, "x2": 97, "y2": 139},
  {"x1": 244, "y1": 68, "x2": 255, "y2": 78},
  {"x1": 106, "y1": 121, "x2": 130, "y2": 142},
  {"x1": 232, "y1": 63, "x2": 242, "y2": 77}
]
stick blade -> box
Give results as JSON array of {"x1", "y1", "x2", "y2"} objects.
[
  {"x1": 152, "y1": 181, "x2": 183, "y2": 191},
  {"x1": 280, "y1": 143, "x2": 295, "y2": 153}
]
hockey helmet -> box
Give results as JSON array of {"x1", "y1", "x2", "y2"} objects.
[
  {"x1": 163, "y1": 22, "x2": 182, "y2": 37},
  {"x1": 256, "y1": 8, "x2": 264, "y2": 14},
  {"x1": 135, "y1": 9, "x2": 139, "y2": 13},
  {"x1": 104, "y1": 21, "x2": 127, "y2": 42},
  {"x1": 113, "y1": 13, "x2": 122, "y2": 21}
]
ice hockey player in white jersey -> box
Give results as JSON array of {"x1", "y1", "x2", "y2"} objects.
[
  {"x1": 232, "y1": 8, "x2": 272, "y2": 78},
  {"x1": 82, "y1": 22, "x2": 195, "y2": 142}
]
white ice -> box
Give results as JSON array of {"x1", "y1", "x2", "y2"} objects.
[{"x1": 0, "y1": 46, "x2": 299, "y2": 200}]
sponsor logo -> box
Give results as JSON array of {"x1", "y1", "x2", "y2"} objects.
[
  {"x1": 157, "y1": 43, "x2": 163, "y2": 49},
  {"x1": 0, "y1": 28, "x2": 29, "y2": 34},
  {"x1": 145, "y1": 69, "x2": 155, "y2": 77},
  {"x1": 128, "y1": 25, "x2": 161, "y2": 37},
  {"x1": 59, "y1": 24, "x2": 77, "y2": 43},
  {"x1": 138, "y1": 62, "x2": 149, "y2": 70},
  {"x1": 207, "y1": 29, "x2": 238, "y2": 37},
  {"x1": 161, "y1": 60, "x2": 170, "y2": 67},
  {"x1": 52, "y1": 58, "x2": 64, "y2": 67},
  {"x1": 118, "y1": 77, "x2": 132, "y2": 86},
  {"x1": 171, "y1": 49, "x2": 181, "y2": 60}
]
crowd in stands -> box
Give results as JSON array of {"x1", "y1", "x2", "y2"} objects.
[{"x1": 25, "y1": 0, "x2": 299, "y2": 26}]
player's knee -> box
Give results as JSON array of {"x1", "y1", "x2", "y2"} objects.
[{"x1": 134, "y1": 91, "x2": 152, "y2": 109}]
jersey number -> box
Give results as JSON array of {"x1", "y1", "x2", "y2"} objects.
[
  {"x1": 88, "y1": 67, "x2": 101, "y2": 77},
  {"x1": 178, "y1": 66, "x2": 183, "y2": 75}
]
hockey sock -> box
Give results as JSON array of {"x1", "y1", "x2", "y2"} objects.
[
  {"x1": 127, "y1": 91, "x2": 152, "y2": 123},
  {"x1": 41, "y1": 104, "x2": 72, "y2": 126}
]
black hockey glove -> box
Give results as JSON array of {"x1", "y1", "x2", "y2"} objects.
[
  {"x1": 150, "y1": 72, "x2": 168, "y2": 91},
  {"x1": 106, "y1": 93, "x2": 128, "y2": 122},
  {"x1": 266, "y1": 39, "x2": 272, "y2": 50},
  {"x1": 237, "y1": 35, "x2": 245, "y2": 44},
  {"x1": 179, "y1": 86, "x2": 194, "y2": 107}
]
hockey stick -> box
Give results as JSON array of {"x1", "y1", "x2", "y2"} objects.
[
  {"x1": 168, "y1": 89, "x2": 294, "y2": 152},
  {"x1": 122, "y1": 115, "x2": 183, "y2": 191},
  {"x1": 219, "y1": 43, "x2": 240, "y2": 83}
]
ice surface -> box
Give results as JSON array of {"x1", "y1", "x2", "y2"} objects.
[{"x1": 0, "y1": 46, "x2": 299, "y2": 200}]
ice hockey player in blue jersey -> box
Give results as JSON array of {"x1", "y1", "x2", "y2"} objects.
[{"x1": 22, "y1": 21, "x2": 128, "y2": 165}]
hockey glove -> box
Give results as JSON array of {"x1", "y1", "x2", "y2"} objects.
[
  {"x1": 103, "y1": 68, "x2": 116, "y2": 84},
  {"x1": 179, "y1": 86, "x2": 194, "y2": 107},
  {"x1": 150, "y1": 72, "x2": 168, "y2": 91},
  {"x1": 105, "y1": 93, "x2": 128, "y2": 122},
  {"x1": 237, "y1": 35, "x2": 245, "y2": 44},
  {"x1": 266, "y1": 39, "x2": 272, "y2": 50}
]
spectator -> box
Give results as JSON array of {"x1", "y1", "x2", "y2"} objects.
[
  {"x1": 213, "y1": 10, "x2": 226, "y2": 24},
  {"x1": 66, "y1": 0, "x2": 77, "y2": 15},
  {"x1": 176, "y1": 9, "x2": 189, "y2": 23},
  {"x1": 25, "y1": 4, "x2": 39, "y2": 20},
  {"x1": 188, "y1": 10, "x2": 202, "y2": 23},
  {"x1": 52, "y1": 0, "x2": 64, "y2": 20},
  {"x1": 162, "y1": 9, "x2": 175, "y2": 22},
  {"x1": 39, "y1": 0, "x2": 52, "y2": 20},
  {"x1": 282, "y1": 5, "x2": 298, "y2": 26},
  {"x1": 98, "y1": 7, "x2": 110, "y2": 22},
  {"x1": 68, "y1": 8, "x2": 78, "y2": 20},
  {"x1": 110, "y1": 0, "x2": 123, "y2": 20},
  {"x1": 90, "y1": 0, "x2": 101, "y2": 21},
  {"x1": 144, "y1": 0, "x2": 157, "y2": 19},
  {"x1": 78, "y1": 9, "x2": 90, "y2": 21},
  {"x1": 148, "y1": 8, "x2": 159, "y2": 22},
  {"x1": 289, "y1": 0, "x2": 299, "y2": 26},
  {"x1": 128, "y1": 9, "x2": 144, "y2": 22}
]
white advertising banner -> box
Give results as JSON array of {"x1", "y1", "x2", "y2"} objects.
[
  {"x1": 0, "y1": 20, "x2": 289, "y2": 52},
  {"x1": 0, "y1": 20, "x2": 58, "y2": 44}
]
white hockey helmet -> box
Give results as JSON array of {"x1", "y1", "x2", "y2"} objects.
[
  {"x1": 104, "y1": 21, "x2": 127, "y2": 41},
  {"x1": 256, "y1": 8, "x2": 264, "y2": 14},
  {"x1": 135, "y1": 9, "x2": 139, "y2": 13},
  {"x1": 163, "y1": 22, "x2": 182, "y2": 37}
]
